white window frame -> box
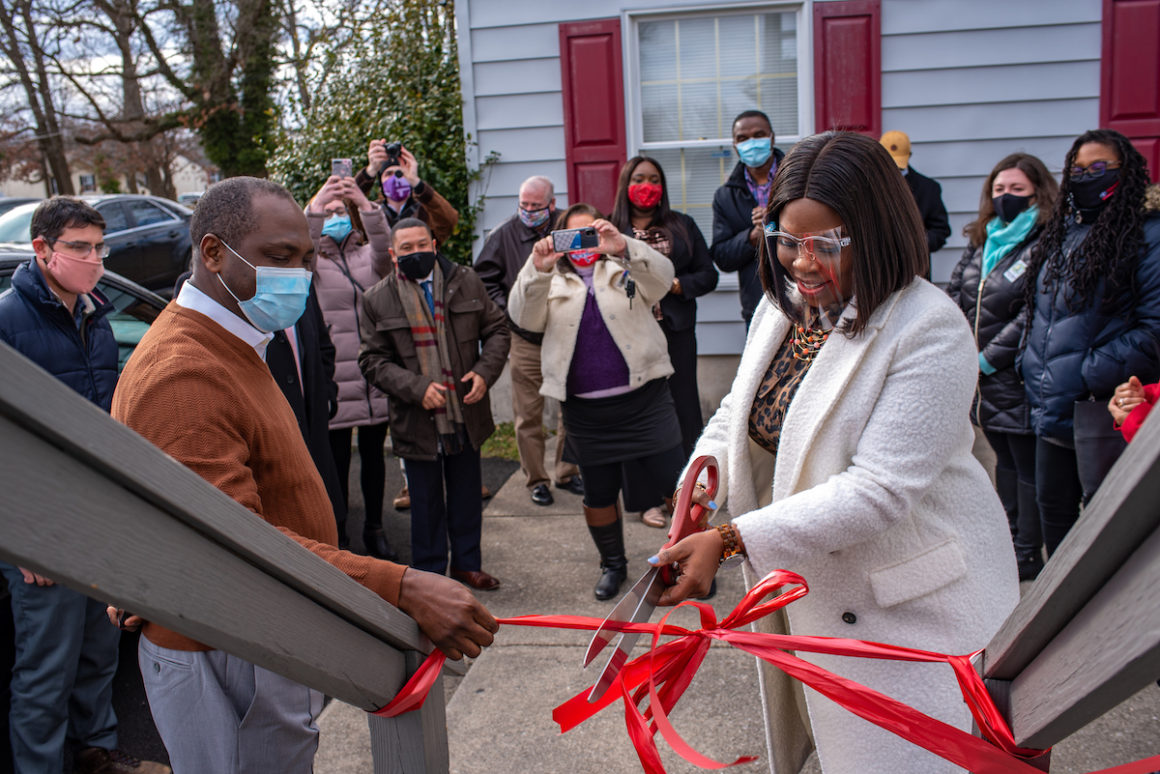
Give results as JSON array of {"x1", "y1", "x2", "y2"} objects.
[{"x1": 621, "y1": 1, "x2": 814, "y2": 160}]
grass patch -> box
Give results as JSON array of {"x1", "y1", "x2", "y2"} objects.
[{"x1": 481, "y1": 421, "x2": 520, "y2": 461}]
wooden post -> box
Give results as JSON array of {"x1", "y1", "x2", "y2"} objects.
[
  {"x1": 0, "y1": 342, "x2": 454, "y2": 772},
  {"x1": 982, "y1": 403, "x2": 1160, "y2": 750}
]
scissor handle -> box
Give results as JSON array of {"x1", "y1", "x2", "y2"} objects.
[{"x1": 663, "y1": 454, "x2": 718, "y2": 548}]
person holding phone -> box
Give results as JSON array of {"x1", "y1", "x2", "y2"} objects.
[
  {"x1": 306, "y1": 174, "x2": 396, "y2": 559},
  {"x1": 507, "y1": 206, "x2": 682, "y2": 601},
  {"x1": 610, "y1": 155, "x2": 718, "y2": 529},
  {"x1": 355, "y1": 140, "x2": 459, "y2": 244}
]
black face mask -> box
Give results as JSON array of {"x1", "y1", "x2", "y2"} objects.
[
  {"x1": 1070, "y1": 168, "x2": 1120, "y2": 215},
  {"x1": 397, "y1": 250, "x2": 437, "y2": 281},
  {"x1": 992, "y1": 193, "x2": 1033, "y2": 224}
]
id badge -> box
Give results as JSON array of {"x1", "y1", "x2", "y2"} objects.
[{"x1": 1003, "y1": 259, "x2": 1028, "y2": 283}]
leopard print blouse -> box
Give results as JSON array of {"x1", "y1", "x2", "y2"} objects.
[{"x1": 748, "y1": 330, "x2": 815, "y2": 457}]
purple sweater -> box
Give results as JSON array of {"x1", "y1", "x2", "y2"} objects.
[{"x1": 565, "y1": 265, "x2": 631, "y2": 398}]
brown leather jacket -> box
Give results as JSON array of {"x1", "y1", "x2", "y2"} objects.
[{"x1": 357, "y1": 255, "x2": 510, "y2": 460}]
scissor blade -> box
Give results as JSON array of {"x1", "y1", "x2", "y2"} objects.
[
  {"x1": 586, "y1": 571, "x2": 664, "y2": 703},
  {"x1": 583, "y1": 567, "x2": 660, "y2": 667}
]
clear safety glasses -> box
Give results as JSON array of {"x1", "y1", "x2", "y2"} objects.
[{"x1": 762, "y1": 222, "x2": 851, "y2": 265}]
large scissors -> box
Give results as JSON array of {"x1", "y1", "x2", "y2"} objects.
[{"x1": 582, "y1": 455, "x2": 719, "y2": 702}]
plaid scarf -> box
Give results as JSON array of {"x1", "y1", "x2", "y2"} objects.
[{"x1": 397, "y1": 262, "x2": 466, "y2": 455}]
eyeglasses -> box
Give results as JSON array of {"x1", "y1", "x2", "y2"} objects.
[
  {"x1": 763, "y1": 223, "x2": 851, "y2": 263},
  {"x1": 49, "y1": 239, "x2": 110, "y2": 260},
  {"x1": 1068, "y1": 161, "x2": 1121, "y2": 181}
]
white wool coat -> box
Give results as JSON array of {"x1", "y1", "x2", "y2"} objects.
[{"x1": 686, "y1": 279, "x2": 1020, "y2": 774}]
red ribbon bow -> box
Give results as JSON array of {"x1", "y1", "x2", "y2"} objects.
[{"x1": 375, "y1": 570, "x2": 1159, "y2": 774}]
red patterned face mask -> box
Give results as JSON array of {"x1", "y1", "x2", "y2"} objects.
[
  {"x1": 628, "y1": 182, "x2": 663, "y2": 209},
  {"x1": 568, "y1": 250, "x2": 600, "y2": 268}
]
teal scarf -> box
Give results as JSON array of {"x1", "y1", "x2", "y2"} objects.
[{"x1": 982, "y1": 206, "x2": 1038, "y2": 279}]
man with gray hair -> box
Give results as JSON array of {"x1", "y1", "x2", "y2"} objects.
[{"x1": 474, "y1": 176, "x2": 582, "y2": 506}]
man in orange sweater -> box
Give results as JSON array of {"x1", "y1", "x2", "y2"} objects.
[{"x1": 111, "y1": 177, "x2": 497, "y2": 773}]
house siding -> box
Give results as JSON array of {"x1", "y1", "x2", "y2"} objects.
[{"x1": 458, "y1": 0, "x2": 1103, "y2": 356}]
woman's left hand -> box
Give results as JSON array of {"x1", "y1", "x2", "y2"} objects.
[
  {"x1": 651, "y1": 528, "x2": 724, "y2": 606},
  {"x1": 591, "y1": 218, "x2": 627, "y2": 257}
]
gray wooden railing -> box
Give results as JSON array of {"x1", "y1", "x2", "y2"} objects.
[
  {"x1": 981, "y1": 401, "x2": 1160, "y2": 768},
  {"x1": 0, "y1": 342, "x2": 458, "y2": 773}
]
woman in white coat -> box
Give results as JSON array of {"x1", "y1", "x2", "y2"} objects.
[{"x1": 652, "y1": 132, "x2": 1020, "y2": 774}]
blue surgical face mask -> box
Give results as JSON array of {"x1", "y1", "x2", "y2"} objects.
[
  {"x1": 321, "y1": 213, "x2": 352, "y2": 243},
  {"x1": 216, "y1": 237, "x2": 313, "y2": 333},
  {"x1": 736, "y1": 137, "x2": 773, "y2": 168}
]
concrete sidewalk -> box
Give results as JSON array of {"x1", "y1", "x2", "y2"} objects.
[{"x1": 316, "y1": 461, "x2": 1160, "y2": 774}]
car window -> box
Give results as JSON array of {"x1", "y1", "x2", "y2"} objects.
[
  {"x1": 0, "y1": 203, "x2": 37, "y2": 243},
  {"x1": 100, "y1": 283, "x2": 161, "y2": 371},
  {"x1": 97, "y1": 202, "x2": 130, "y2": 233},
  {"x1": 125, "y1": 200, "x2": 173, "y2": 228}
]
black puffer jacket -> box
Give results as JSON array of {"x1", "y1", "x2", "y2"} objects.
[
  {"x1": 1021, "y1": 211, "x2": 1160, "y2": 443},
  {"x1": 946, "y1": 228, "x2": 1042, "y2": 433}
]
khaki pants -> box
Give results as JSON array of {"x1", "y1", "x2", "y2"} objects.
[{"x1": 509, "y1": 333, "x2": 578, "y2": 489}]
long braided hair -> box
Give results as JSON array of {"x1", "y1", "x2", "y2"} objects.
[{"x1": 1024, "y1": 129, "x2": 1151, "y2": 315}]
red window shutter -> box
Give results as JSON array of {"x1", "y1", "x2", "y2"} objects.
[
  {"x1": 813, "y1": 0, "x2": 881, "y2": 136},
  {"x1": 559, "y1": 19, "x2": 626, "y2": 215},
  {"x1": 1101, "y1": 0, "x2": 1160, "y2": 181}
]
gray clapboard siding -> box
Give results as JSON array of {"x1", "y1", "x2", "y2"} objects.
[
  {"x1": 883, "y1": 100, "x2": 1100, "y2": 143},
  {"x1": 881, "y1": 0, "x2": 1100, "y2": 35},
  {"x1": 982, "y1": 404, "x2": 1160, "y2": 748},
  {"x1": 884, "y1": 61, "x2": 1098, "y2": 108},
  {"x1": 476, "y1": 127, "x2": 566, "y2": 163},
  {"x1": 470, "y1": 22, "x2": 560, "y2": 62},
  {"x1": 882, "y1": 22, "x2": 1101, "y2": 71},
  {"x1": 476, "y1": 93, "x2": 564, "y2": 130},
  {"x1": 474, "y1": 58, "x2": 561, "y2": 96}
]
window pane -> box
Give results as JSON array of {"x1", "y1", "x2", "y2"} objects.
[
  {"x1": 97, "y1": 202, "x2": 130, "y2": 233},
  {"x1": 646, "y1": 146, "x2": 737, "y2": 239},
  {"x1": 127, "y1": 200, "x2": 172, "y2": 227},
  {"x1": 639, "y1": 10, "x2": 798, "y2": 143}
]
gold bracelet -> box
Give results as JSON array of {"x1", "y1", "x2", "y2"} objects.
[{"x1": 716, "y1": 523, "x2": 745, "y2": 566}]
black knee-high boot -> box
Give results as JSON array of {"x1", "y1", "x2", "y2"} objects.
[{"x1": 585, "y1": 505, "x2": 627, "y2": 601}]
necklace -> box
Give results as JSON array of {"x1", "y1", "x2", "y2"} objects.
[{"x1": 790, "y1": 322, "x2": 831, "y2": 362}]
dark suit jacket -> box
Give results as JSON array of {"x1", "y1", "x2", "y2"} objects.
[{"x1": 905, "y1": 166, "x2": 952, "y2": 260}]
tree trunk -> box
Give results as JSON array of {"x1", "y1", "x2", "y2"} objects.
[{"x1": 0, "y1": 0, "x2": 73, "y2": 195}]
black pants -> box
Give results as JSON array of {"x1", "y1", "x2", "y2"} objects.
[
  {"x1": 1034, "y1": 437, "x2": 1083, "y2": 557},
  {"x1": 983, "y1": 429, "x2": 1040, "y2": 559},
  {"x1": 663, "y1": 324, "x2": 703, "y2": 459},
  {"x1": 404, "y1": 445, "x2": 483, "y2": 575},
  {"x1": 328, "y1": 422, "x2": 389, "y2": 529},
  {"x1": 581, "y1": 444, "x2": 686, "y2": 510}
]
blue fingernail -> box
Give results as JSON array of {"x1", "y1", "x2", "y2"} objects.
[
  {"x1": 707, "y1": 500, "x2": 718, "y2": 510},
  {"x1": 647, "y1": 555, "x2": 659, "y2": 565}
]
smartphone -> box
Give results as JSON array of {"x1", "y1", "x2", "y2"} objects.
[
  {"x1": 552, "y1": 226, "x2": 599, "y2": 252},
  {"x1": 331, "y1": 157, "x2": 352, "y2": 178}
]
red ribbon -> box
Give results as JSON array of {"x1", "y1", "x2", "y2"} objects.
[{"x1": 374, "y1": 570, "x2": 1159, "y2": 774}]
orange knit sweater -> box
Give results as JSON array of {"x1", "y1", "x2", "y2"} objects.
[{"x1": 113, "y1": 302, "x2": 406, "y2": 650}]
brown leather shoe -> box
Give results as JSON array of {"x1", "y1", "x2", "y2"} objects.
[
  {"x1": 451, "y1": 569, "x2": 501, "y2": 591},
  {"x1": 75, "y1": 747, "x2": 171, "y2": 774}
]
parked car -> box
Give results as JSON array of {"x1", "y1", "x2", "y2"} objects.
[
  {"x1": 0, "y1": 195, "x2": 193, "y2": 298},
  {"x1": 0, "y1": 251, "x2": 166, "y2": 372},
  {"x1": 0, "y1": 197, "x2": 39, "y2": 216}
]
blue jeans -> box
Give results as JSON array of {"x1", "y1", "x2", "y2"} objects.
[
  {"x1": 404, "y1": 445, "x2": 483, "y2": 574},
  {"x1": 1, "y1": 562, "x2": 119, "y2": 773}
]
